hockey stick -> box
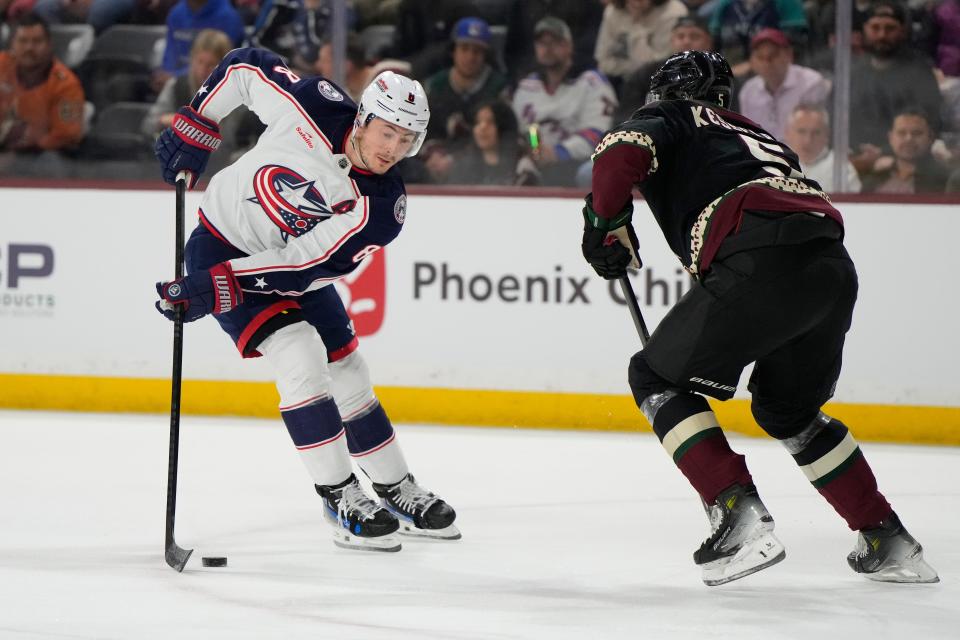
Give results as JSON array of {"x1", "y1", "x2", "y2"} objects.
[
  {"x1": 618, "y1": 275, "x2": 650, "y2": 346},
  {"x1": 165, "y1": 172, "x2": 193, "y2": 572}
]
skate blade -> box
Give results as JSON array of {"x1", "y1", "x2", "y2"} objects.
[
  {"x1": 330, "y1": 529, "x2": 401, "y2": 553},
  {"x1": 863, "y1": 550, "x2": 939, "y2": 584},
  {"x1": 397, "y1": 522, "x2": 462, "y2": 540},
  {"x1": 702, "y1": 533, "x2": 786, "y2": 586}
]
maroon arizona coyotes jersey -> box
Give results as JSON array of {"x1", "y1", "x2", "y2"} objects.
[{"x1": 591, "y1": 99, "x2": 843, "y2": 276}]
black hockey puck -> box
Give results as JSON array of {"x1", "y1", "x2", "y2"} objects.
[{"x1": 201, "y1": 556, "x2": 228, "y2": 567}]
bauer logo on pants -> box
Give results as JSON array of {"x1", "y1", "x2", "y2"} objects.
[{"x1": 334, "y1": 250, "x2": 386, "y2": 337}]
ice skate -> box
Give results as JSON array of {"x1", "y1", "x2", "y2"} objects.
[
  {"x1": 372, "y1": 473, "x2": 461, "y2": 540},
  {"x1": 316, "y1": 474, "x2": 401, "y2": 552},
  {"x1": 693, "y1": 484, "x2": 785, "y2": 586},
  {"x1": 847, "y1": 512, "x2": 939, "y2": 583}
]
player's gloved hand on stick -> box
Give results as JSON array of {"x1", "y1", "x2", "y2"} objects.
[
  {"x1": 155, "y1": 262, "x2": 243, "y2": 322},
  {"x1": 155, "y1": 106, "x2": 222, "y2": 189},
  {"x1": 581, "y1": 193, "x2": 641, "y2": 280}
]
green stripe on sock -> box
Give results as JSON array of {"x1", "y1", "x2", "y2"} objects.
[
  {"x1": 811, "y1": 448, "x2": 863, "y2": 489},
  {"x1": 661, "y1": 411, "x2": 719, "y2": 459},
  {"x1": 673, "y1": 426, "x2": 723, "y2": 463},
  {"x1": 799, "y1": 431, "x2": 859, "y2": 483}
]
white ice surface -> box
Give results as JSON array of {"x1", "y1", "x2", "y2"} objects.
[{"x1": 0, "y1": 410, "x2": 956, "y2": 640}]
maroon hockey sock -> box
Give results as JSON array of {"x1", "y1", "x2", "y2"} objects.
[
  {"x1": 650, "y1": 393, "x2": 753, "y2": 504},
  {"x1": 815, "y1": 453, "x2": 892, "y2": 531},
  {"x1": 785, "y1": 414, "x2": 892, "y2": 530}
]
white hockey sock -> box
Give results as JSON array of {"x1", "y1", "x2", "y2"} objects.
[{"x1": 296, "y1": 428, "x2": 354, "y2": 487}]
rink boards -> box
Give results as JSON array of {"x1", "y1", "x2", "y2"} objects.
[{"x1": 1, "y1": 187, "x2": 958, "y2": 444}]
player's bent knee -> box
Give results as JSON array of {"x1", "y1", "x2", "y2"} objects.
[
  {"x1": 328, "y1": 350, "x2": 377, "y2": 420},
  {"x1": 628, "y1": 351, "x2": 672, "y2": 407},
  {"x1": 751, "y1": 395, "x2": 822, "y2": 440},
  {"x1": 258, "y1": 322, "x2": 332, "y2": 409}
]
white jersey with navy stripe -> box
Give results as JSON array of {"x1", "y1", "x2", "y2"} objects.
[
  {"x1": 190, "y1": 47, "x2": 407, "y2": 296},
  {"x1": 511, "y1": 66, "x2": 618, "y2": 162}
]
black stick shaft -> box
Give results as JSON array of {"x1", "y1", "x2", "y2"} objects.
[
  {"x1": 164, "y1": 175, "x2": 192, "y2": 571},
  {"x1": 618, "y1": 275, "x2": 650, "y2": 346}
]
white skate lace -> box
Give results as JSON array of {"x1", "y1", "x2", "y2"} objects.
[
  {"x1": 389, "y1": 476, "x2": 439, "y2": 516},
  {"x1": 338, "y1": 481, "x2": 382, "y2": 522}
]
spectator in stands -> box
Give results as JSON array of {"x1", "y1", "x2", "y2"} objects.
[
  {"x1": 709, "y1": 0, "x2": 808, "y2": 76},
  {"x1": 504, "y1": 0, "x2": 606, "y2": 81},
  {"x1": 31, "y1": 0, "x2": 136, "y2": 34},
  {"x1": 390, "y1": 0, "x2": 475, "y2": 80},
  {"x1": 738, "y1": 28, "x2": 828, "y2": 141},
  {"x1": 849, "y1": 1, "x2": 942, "y2": 174},
  {"x1": 423, "y1": 17, "x2": 508, "y2": 145},
  {"x1": 927, "y1": 0, "x2": 960, "y2": 77},
  {"x1": 511, "y1": 16, "x2": 618, "y2": 186},
  {"x1": 783, "y1": 104, "x2": 861, "y2": 192},
  {"x1": 314, "y1": 34, "x2": 371, "y2": 102},
  {"x1": 806, "y1": 0, "x2": 874, "y2": 59},
  {"x1": 142, "y1": 28, "x2": 232, "y2": 137},
  {"x1": 145, "y1": 28, "x2": 263, "y2": 170},
  {"x1": 248, "y1": 0, "x2": 358, "y2": 72},
  {"x1": 0, "y1": 12, "x2": 84, "y2": 152},
  {"x1": 160, "y1": 0, "x2": 245, "y2": 79},
  {"x1": 447, "y1": 98, "x2": 539, "y2": 186},
  {"x1": 594, "y1": 0, "x2": 689, "y2": 90},
  {"x1": 861, "y1": 109, "x2": 950, "y2": 194},
  {"x1": 616, "y1": 15, "x2": 714, "y2": 123}
]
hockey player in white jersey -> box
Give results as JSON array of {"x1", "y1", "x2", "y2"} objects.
[{"x1": 152, "y1": 47, "x2": 459, "y2": 552}]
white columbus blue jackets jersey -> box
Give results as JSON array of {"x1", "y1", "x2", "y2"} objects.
[{"x1": 191, "y1": 47, "x2": 407, "y2": 296}]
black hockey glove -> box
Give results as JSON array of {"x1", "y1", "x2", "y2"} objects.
[
  {"x1": 155, "y1": 262, "x2": 243, "y2": 323},
  {"x1": 581, "y1": 193, "x2": 641, "y2": 280},
  {"x1": 155, "y1": 107, "x2": 222, "y2": 189}
]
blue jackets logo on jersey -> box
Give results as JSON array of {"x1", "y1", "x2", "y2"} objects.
[
  {"x1": 248, "y1": 165, "x2": 336, "y2": 240},
  {"x1": 317, "y1": 80, "x2": 344, "y2": 101}
]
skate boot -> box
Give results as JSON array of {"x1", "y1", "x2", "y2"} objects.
[
  {"x1": 315, "y1": 474, "x2": 401, "y2": 552},
  {"x1": 693, "y1": 484, "x2": 786, "y2": 586},
  {"x1": 847, "y1": 512, "x2": 939, "y2": 583},
  {"x1": 372, "y1": 473, "x2": 461, "y2": 540}
]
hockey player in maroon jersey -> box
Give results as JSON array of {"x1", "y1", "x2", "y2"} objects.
[{"x1": 581, "y1": 50, "x2": 938, "y2": 586}]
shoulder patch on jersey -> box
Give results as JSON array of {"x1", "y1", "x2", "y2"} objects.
[
  {"x1": 317, "y1": 80, "x2": 344, "y2": 102},
  {"x1": 592, "y1": 130, "x2": 659, "y2": 174},
  {"x1": 393, "y1": 194, "x2": 407, "y2": 224}
]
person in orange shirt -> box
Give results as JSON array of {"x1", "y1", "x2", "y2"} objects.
[{"x1": 0, "y1": 12, "x2": 85, "y2": 152}]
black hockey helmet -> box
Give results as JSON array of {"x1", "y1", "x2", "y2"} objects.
[{"x1": 646, "y1": 50, "x2": 734, "y2": 108}]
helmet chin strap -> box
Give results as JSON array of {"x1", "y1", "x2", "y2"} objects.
[{"x1": 349, "y1": 126, "x2": 372, "y2": 171}]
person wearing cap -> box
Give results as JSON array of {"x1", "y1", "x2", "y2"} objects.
[
  {"x1": 594, "y1": 0, "x2": 689, "y2": 86},
  {"x1": 708, "y1": 0, "x2": 808, "y2": 75},
  {"x1": 503, "y1": 0, "x2": 605, "y2": 81},
  {"x1": 738, "y1": 28, "x2": 828, "y2": 141},
  {"x1": 511, "y1": 16, "x2": 618, "y2": 186},
  {"x1": 390, "y1": 0, "x2": 476, "y2": 79},
  {"x1": 616, "y1": 15, "x2": 715, "y2": 123},
  {"x1": 423, "y1": 16, "x2": 508, "y2": 144},
  {"x1": 849, "y1": 0, "x2": 942, "y2": 170}
]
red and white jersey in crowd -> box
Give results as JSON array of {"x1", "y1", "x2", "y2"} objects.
[{"x1": 511, "y1": 66, "x2": 618, "y2": 162}]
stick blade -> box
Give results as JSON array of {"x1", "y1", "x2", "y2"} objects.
[{"x1": 165, "y1": 542, "x2": 193, "y2": 572}]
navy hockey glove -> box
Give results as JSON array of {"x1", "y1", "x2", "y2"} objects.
[
  {"x1": 581, "y1": 193, "x2": 641, "y2": 280},
  {"x1": 155, "y1": 107, "x2": 222, "y2": 189},
  {"x1": 155, "y1": 262, "x2": 243, "y2": 322}
]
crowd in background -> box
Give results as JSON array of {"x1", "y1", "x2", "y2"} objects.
[{"x1": 1, "y1": 0, "x2": 959, "y2": 194}]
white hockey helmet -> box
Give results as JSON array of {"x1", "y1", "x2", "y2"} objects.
[{"x1": 355, "y1": 70, "x2": 430, "y2": 157}]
